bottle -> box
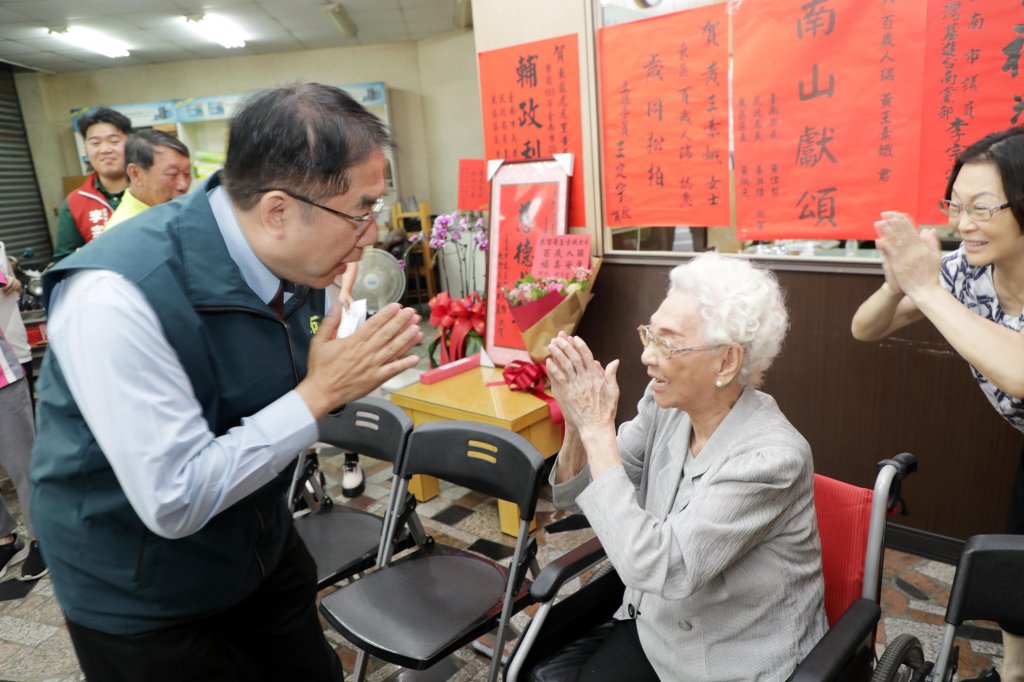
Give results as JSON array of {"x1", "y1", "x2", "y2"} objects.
[{"x1": 845, "y1": 239, "x2": 858, "y2": 257}]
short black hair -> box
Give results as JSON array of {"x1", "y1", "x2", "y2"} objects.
[
  {"x1": 126, "y1": 129, "x2": 190, "y2": 171},
  {"x1": 945, "y1": 126, "x2": 1024, "y2": 234},
  {"x1": 76, "y1": 107, "x2": 132, "y2": 138},
  {"x1": 222, "y1": 82, "x2": 394, "y2": 211}
]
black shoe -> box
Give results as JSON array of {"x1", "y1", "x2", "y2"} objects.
[
  {"x1": 961, "y1": 669, "x2": 1001, "y2": 681},
  {"x1": 18, "y1": 540, "x2": 47, "y2": 581},
  {"x1": 0, "y1": 535, "x2": 28, "y2": 580}
]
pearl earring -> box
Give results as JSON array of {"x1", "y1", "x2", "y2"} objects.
[{"x1": 715, "y1": 380, "x2": 723, "y2": 388}]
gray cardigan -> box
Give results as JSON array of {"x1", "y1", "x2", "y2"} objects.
[{"x1": 551, "y1": 385, "x2": 827, "y2": 682}]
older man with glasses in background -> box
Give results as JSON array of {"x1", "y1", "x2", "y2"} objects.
[{"x1": 29, "y1": 83, "x2": 422, "y2": 682}]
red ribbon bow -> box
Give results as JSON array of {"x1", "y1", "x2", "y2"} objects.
[
  {"x1": 499, "y1": 360, "x2": 564, "y2": 427},
  {"x1": 429, "y1": 291, "x2": 486, "y2": 364}
]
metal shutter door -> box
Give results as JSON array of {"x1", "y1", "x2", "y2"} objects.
[{"x1": 0, "y1": 64, "x2": 52, "y2": 264}]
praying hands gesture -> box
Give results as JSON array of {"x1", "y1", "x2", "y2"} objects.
[
  {"x1": 299, "y1": 302, "x2": 422, "y2": 418},
  {"x1": 546, "y1": 332, "x2": 621, "y2": 478},
  {"x1": 874, "y1": 211, "x2": 942, "y2": 299}
]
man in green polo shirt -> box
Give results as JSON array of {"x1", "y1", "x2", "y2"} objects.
[{"x1": 106, "y1": 129, "x2": 192, "y2": 229}]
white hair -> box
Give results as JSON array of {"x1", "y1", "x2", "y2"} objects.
[{"x1": 668, "y1": 253, "x2": 789, "y2": 387}]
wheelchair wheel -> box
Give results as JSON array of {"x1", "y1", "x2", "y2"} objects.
[{"x1": 870, "y1": 634, "x2": 927, "y2": 682}]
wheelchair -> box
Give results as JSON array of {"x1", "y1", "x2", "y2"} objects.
[
  {"x1": 874, "y1": 533, "x2": 1024, "y2": 682},
  {"x1": 505, "y1": 453, "x2": 921, "y2": 682}
]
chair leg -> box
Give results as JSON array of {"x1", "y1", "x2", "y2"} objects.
[
  {"x1": 353, "y1": 649, "x2": 370, "y2": 682},
  {"x1": 471, "y1": 623, "x2": 519, "y2": 661}
]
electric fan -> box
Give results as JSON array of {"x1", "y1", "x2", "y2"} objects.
[{"x1": 352, "y1": 248, "x2": 406, "y2": 313}]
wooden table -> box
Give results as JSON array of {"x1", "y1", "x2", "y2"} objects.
[{"x1": 389, "y1": 366, "x2": 562, "y2": 536}]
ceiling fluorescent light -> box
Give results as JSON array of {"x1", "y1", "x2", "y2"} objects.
[
  {"x1": 185, "y1": 14, "x2": 247, "y2": 49},
  {"x1": 323, "y1": 3, "x2": 358, "y2": 38},
  {"x1": 48, "y1": 26, "x2": 129, "y2": 58}
]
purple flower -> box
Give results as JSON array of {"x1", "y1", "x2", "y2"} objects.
[{"x1": 433, "y1": 214, "x2": 454, "y2": 231}]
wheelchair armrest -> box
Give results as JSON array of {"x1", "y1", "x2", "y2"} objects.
[
  {"x1": 788, "y1": 598, "x2": 880, "y2": 682},
  {"x1": 530, "y1": 537, "x2": 607, "y2": 602}
]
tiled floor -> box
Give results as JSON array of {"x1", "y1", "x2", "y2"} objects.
[{"x1": 0, "y1": 323, "x2": 1007, "y2": 680}]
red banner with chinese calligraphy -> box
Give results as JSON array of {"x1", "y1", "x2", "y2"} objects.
[
  {"x1": 733, "y1": 0, "x2": 926, "y2": 239},
  {"x1": 457, "y1": 159, "x2": 489, "y2": 211},
  {"x1": 917, "y1": 2, "x2": 1024, "y2": 224},
  {"x1": 598, "y1": 5, "x2": 730, "y2": 227},
  {"x1": 478, "y1": 35, "x2": 586, "y2": 228}
]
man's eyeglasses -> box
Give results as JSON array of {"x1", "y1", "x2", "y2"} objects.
[
  {"x1": 637, "y1": 325, "x2": 718, "y2": 358},
  {"x1": 259, "y1": 188, "x2": 384, "y2": 233},
  {"x1": 938, "y1": 199, "x2": 1011, "y2": 223}
]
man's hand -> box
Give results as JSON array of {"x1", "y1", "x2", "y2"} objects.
[{"x1": 297, "y1": 303, "x2": 423, "y2": 419}]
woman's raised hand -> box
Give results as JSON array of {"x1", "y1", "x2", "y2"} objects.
[
  {"x1": 546, "y1": 332, "x2": 620, "y2": 434},
  {"x1": 874, "y1": 211, "x2": 941, "y2": 297}
]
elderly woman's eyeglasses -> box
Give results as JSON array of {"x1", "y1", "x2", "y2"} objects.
[
  {"x1": 938, "y1": 199, "x2": 1011, "y2": 223},
  {"x1": 258, "y1": 188, "x2": 384, "y2": 232},
  {"x1": 637, "y1": 325, "x2": 718, "y2": 358}
]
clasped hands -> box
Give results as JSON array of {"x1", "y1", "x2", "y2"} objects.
[
  {"x1": 298, "y1": 302, "x2": 422, "y2": 419},
  {"x1": 546, "y1": 331, "x2": 621, "y2": 476},
  {"x1": 874, "y1": 211, "x2": 942, "y2": 299}
]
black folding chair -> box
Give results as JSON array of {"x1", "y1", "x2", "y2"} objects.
[
  {"x1": 916, "y1": 534, "x2": 1024, "y2": 682},
  {"x1": 320, "y1": 420, "x2": 546, "y2": 682},
  {"x1": 290, "y1": 398, "x2": 422, "y2": 589}
]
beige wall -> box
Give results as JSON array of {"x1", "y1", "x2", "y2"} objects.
[
  {"x1": 14, "y1": 31, "x2": 478, "y2": 236},
  {"x1": 416, "y1": 30, "x2": 484, "y2": 214}
]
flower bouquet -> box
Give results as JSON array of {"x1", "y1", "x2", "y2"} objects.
[{"x1": 503, "y1": 259, "x2": 601, "y2": 362}]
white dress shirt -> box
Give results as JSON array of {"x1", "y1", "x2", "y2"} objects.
[{"x1": 46, "y1": 186, "x2": 318, "y2": 540}]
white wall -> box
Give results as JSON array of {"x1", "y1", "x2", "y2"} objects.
[{"x1": 14, "y1": 31, "x2": 478, "y2": 237}]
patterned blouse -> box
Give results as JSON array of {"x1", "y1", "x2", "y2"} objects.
[{"x1": 940, "y1": 245, "x2": 1024, "y2": 433}]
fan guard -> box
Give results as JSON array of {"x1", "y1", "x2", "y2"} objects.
[{"x1": 352, "y1": 248, "x2": 406, "y2": 313}]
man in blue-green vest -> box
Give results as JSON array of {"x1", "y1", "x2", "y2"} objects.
[{"x1": 29, "y1": 83, "x2": 423, "y2": 682}]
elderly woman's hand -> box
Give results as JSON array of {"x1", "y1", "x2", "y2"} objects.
[
  {"x1": 875, "y1": 212, "x2": 942, "y2": 298},
  {"x1": 546, "y1": 333, "x2": 621, "y2": 475}
]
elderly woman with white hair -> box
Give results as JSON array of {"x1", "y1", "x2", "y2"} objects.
[{"x1": 546, "y1": 252, "x2": 827, "y2": 682}]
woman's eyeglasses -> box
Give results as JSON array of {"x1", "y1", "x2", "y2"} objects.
[
  {"x1": 637, "y1": 325, "x2": 718, "y2": 358},
  {"x1": 938, "y1": 199, "x2": 1011, "y2": 223}
]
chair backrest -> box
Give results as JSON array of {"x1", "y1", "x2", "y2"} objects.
[
  {"x1": 814, "y1": 474, "x2": 874, "y2": 626},
  {"x1": 946, "y1": 534, "x2": 1024, "y2": 631},
  {"x1": 401, "y1": 421, "x2": 545, "y2": 520},
  {"x1": 317, "y1": 397, "x2": 414, "y2": 465}
]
